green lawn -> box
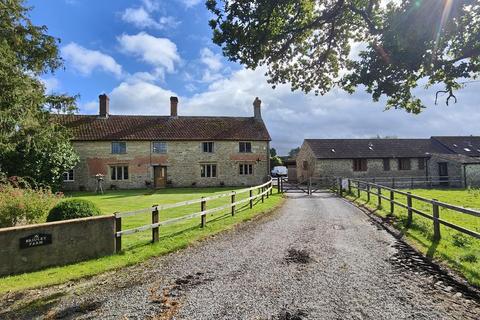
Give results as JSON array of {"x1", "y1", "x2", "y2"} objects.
[
  {"x1": 347, "y1": 188, "x2": 480, "y2": 287},
  {"x1": 0, "y1": 187, "x2": 284, "y2": 294}
]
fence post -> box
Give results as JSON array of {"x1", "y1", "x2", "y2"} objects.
[
  {"x1": 377, "y1": 187, "x2": 381, "y2": 208},
  {"x1": 277, "y1": 177, "x2": 280, "y2": 193},
  {"x1": 406, "y1": 192, "x2": 412, "y2": 227},
  {"x1": 249, "y1": 189, "x2": 253, "y2": 208},
  {"x1": 266, "y1": 184, "x2": 269, "y2": 199},
  {"x1": 201, "y1": 197, "x2": 206, "y2": 228},
  {"x1": 231, "y1": 192, "x2": 236, "y2": 216},
  {"x1": 261, "y1": 186, "x2": 265, "y2": 203},
  {"x1": 432, "y1": 199, "x2": 441, "y2": 241},
  {"x1": 348, "y1": 179, "x2": 351, "y2": 194},
  {"x1": 270, "y1": 180, "x2": 273, "y2": 195},
  {"x1": 308, "y1": 178, "x2": 311, "y2": 195},
  {"x1": 152, "y1": 205, "x2": 159, "y2": 243},
  {"x1": 390, "y1": 190, "x2": 394, "y2": 214},
  {"x1": 366, "y1": 184, "x2": 370, "y2": 202},
  {"x1": 115, "y1": 214, "x2": 122, "y2": 253},
  {"x1": 357, "y1": 181, "x2": 360, "y2": 198}
]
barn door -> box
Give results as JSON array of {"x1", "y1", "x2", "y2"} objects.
[
  {"x1": 154, "y1": 166, "x2": 167, "y2": 188},
  {"x1": 438, "y1": 162, "x2": 448, "y2": 186}
]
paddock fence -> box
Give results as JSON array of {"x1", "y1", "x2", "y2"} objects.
[
  {"x1": 342, "y1": 178, "x2": 480, "y2": 241},
  {"x1": 350, "y1": 176, "x2": 464, "y2": 189},
  {"x1": 114, "y1": 178, "x2": 274, "y2": 252}
]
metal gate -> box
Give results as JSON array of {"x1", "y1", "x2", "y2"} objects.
[{"x1": 277, "y1": 177, "x2": 337, "y2": 194}]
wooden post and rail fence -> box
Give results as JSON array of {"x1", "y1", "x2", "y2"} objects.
[
  {"x1": 341, "y1": 178, "x2": 480, "y2": 241},
  {"x1": 114, "y1": 179, "x2": 274, "y2": 252}
]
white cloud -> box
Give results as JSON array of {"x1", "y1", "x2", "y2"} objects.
[
  {"x1": 121, "y1": 6, "x2": 179, "y2": 30},
  {"x1": 118, "y1": 32, "x2": 180, "y2": 73},
  {"x1": 200, "y1": 48, "x2": 223, "y2": 71},
  {"x1": 179, "y1": 0, "x2": 202, "y2": 8},
  {"x1": 41, "y1": 77, "x2": 60, "y2": 93},
  {"x1": 109, "y1": 81, "x2": 176, "y2": 115},
  {"x1": 62, "y1": 42, "x2": 122, "y2": 77}
]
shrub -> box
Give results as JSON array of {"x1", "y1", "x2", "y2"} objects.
[
  {"x1": 0, "y1": 183, "x2": 62, "y2": 228},
  {"x1": 47, "y1": 199, "x2": 101, "y2": 222}
]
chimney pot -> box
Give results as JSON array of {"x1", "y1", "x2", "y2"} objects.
[
  {"x1": 170, "y1": 96, "x2": 178, "y2": 117},
  {"x1": 253, "y1": 97, "x2": 262, "y2": 119},
  {"x1": 99, "y1": 94, "x2": 109, "y2": 118}
]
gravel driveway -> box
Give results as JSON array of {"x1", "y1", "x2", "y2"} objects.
[{"x1": 2, "y1": 192, "x2": 479, "y2": 319}]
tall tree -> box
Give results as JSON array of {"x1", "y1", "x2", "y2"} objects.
[
  {"x1": 207, "y1": 0, "x2": 480, "y2": 113},
  {"x1": 0, "y1": 0, "x2": 78, "y2": 187},
  {"x1": 288, "y1": 147, "x2": 300, "y2": 158},
  {"x1": 270, "y1": 147, "x2": 277, "y2": 157}
]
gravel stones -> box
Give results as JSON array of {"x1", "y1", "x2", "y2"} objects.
[{"x1": 2, "y1": 193, "x2": 479, "y2": 320}]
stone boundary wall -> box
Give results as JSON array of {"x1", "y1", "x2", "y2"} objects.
[{"x1": 0, "y1": 215, "x2": 115, "y2": 276}]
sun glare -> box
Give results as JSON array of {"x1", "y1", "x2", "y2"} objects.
[{"x1": 435, "y1": 0, "x2": 454, "y2": 52}]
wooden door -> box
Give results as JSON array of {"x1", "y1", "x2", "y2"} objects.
[
  {"x1": 154, "y1": 166, "x2": 167, "y2": 188},
  {"x1": 438, "y1": 162, "x2": 448, "y2": 186}
]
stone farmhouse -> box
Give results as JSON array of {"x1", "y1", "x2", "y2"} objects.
[
  {"x1": 296, "y1": 137, "x2": 480, "y2": 187},
  {"x1": 56, "y1": 95, "x2": 271, "y2": 191}
]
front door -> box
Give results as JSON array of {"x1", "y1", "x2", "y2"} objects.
[
  {"x1": 154, "y1": 166, "x2": 167, "y2": 188},
  {"x1": 438, "y1": 162, "x2": 448, "y2": 186}
]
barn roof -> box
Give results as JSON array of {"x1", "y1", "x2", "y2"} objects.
[
  {"x1": 304, "y1": 138, "x2": 451, "y2": 159},
  {"x1": 431, "y1": 136, "x2": 480, "y2": 157}
]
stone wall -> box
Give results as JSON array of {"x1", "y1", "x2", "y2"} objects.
[
  {"x1": 63, "y1": 140, "x2": 269, "y2": 191},
  {"x1": 0, "y1": 215, "x2": 115, "y2": 276},
  {"x1": 465, "y1": 164, "x2": 480, "y2": 187},
  {"x1": 295, "y1": 141, "x2": 317, "y2": 181},
  {"x1": 313, "y1": 158, "x2": 428, "y2": 179},
  {"x1": 427, "y1": 154, "x2": 464, "y2": 187}
]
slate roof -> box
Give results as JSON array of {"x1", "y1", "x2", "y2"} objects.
[
  {"x1": 430, "y1": 153, "x2": 480, "y2": 164},
  {"x1": 432, "y1": 136, "x2": 480, "y2": 157},
  {"x1": 54, "y1": 115, "x2": 271, "y2": 141},
  {"x1": 304, "y1": 139, "x2": 451, "y2": 159}
]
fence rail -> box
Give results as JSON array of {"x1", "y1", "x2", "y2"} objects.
[
  {"x1": 114, "y1": 179, "x2": 274, "y2": 252},
  {"x1": 343, "y1": 179, "x2": 480, "y2": 241},
  {"x1": 349, "y1": 176, "x2": 464, "y2": 189}
]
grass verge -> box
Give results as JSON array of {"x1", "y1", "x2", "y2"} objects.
[
  {"x1": 0, "y1": 187, "x2": 284, "y2": 294},
  {"x1": 345, "y1": 188, "x2": 480, "y2": 287}
]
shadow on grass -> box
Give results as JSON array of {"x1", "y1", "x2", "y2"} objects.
[
  {"x1": 426, "y1": 240, "x2": 439, "y2": 258},
  {"x1": 123, "y1": 199, "x2": 265, "y2": 251}
]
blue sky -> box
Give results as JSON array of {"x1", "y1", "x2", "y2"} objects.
[{"x1": 30, "y1": 0, "x2": 480, "y2": 154}]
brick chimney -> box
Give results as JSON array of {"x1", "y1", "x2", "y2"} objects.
[
  {"x1": 170, "y1": 96, "x2": 178, "y2": 117},
  {"x1": 253, "y1": 97, "x2": 262, "y2": 120},
  {"x1": 99, "y1": 94, "x2": 109, "y2": 118}
]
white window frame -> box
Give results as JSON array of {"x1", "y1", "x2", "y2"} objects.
[
  {"x1": 239, "y1": 163, "x2": 254, "y2": 175},
  {"x1": 110, "y1": 165, "x2": 129, "y2": 180},
  {"x1": 239, "y1": 141, "x2": 252, "y2": 153},
  {"x1": 200, "y1": 164, "x2": 217, "y2": 178},
  {"x1": 63, "y1": 169, "x2": 74, "y2": 182},
  {"x1": 202, "y1": 141, "x2": 214, "y2": 153},
  {"x1": 111, "y1": 141, "x2": 127, "y2": 154},
  {"x1": 152, "y1": 141, "x2": 167, "y2": 154}
]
